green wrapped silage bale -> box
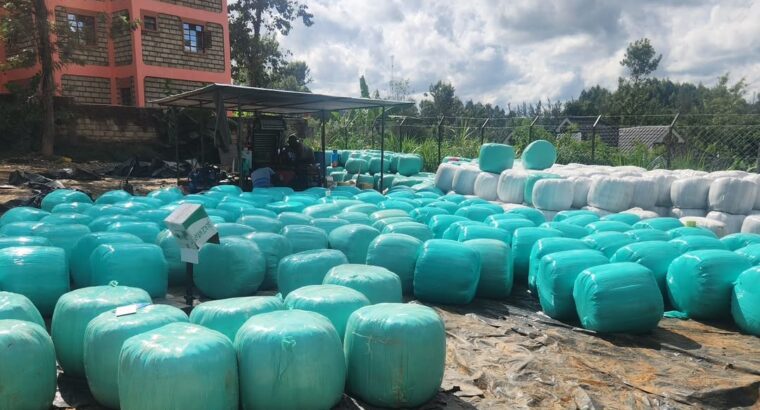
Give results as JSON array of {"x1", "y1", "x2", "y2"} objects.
[
  {"x1": 428, "y1": 215, "x2": 469, "y2": 238},
  {"x1": 88, "y1": 214, "x2": 139, "y2": 232},
  {"x1": 33, "y1": 223, "x2": 91, "y2": 258},
  {"x1": 633, "y1": 217, "x2": 683, "y2": 231},
  {"x1": 0, "y1": 291, "x2": 45, "y2": 327},
  {"x1": 277, "y1": 211, "x2": 313, "y2": 226},
  {"x1": 582, "y1": 232, "x2": 635, "y2": 258},
  {"x1": 736, "y1": 244, "x2": 760, "y2": 266},
  {"x1": 237, "y1": 215, "x2": 283, "y2": 233},
  {"x1": 52, "y1": 202, "x2": 92, "y2": 214},
  {"x1": 0, "y1": 206, "x2": 48, "y2": 226},
  {"x1": 0, "y1": 236, "x2": 51, "y2": 249},
  {"x1": 553, "y1": 210, "x2": 600, "y2": 223},
  {"x1": 51, "y1": 285, "x2": 151, "y2": 377},
  {"x1": 119, "y1": 323, "x2": 238, "y2": 410},
  {"x1": 211, "y1": 184, "x2": 242, "y2": 195},
  {"x1": 667, "y1": 226, "x2": 717, "y2": 239},
  {"x1": 0, "y1": 221, "x2": 42, "y2": 236},
  {"x1": 410, "y1": 206, "x2": 450, "y2": 224},
  {"x1": 626, "y1": 228, "x2": 671, "y2": 242},
  {"x1": 284, "y1": 194, "x2": 319, "y2": 206},
  {"x1": 536, "y1": 249, "x2": 610, "y2": 320},
  {"x1": 540, "y1": 221, "x2": 590, "y2": 239},
  {"x1": 0, "y1": 320, "x2": 56, "y2": 410},
  {"x1": 365, "y1": 233, "x2": 422, "y2": 294},
  {"x1": 397, "y1": 154, "x2": 424, "y2": 176},
  {"x1": 463, "y1": 239, "x2": 513, "y2": 299},
  {"x1": 573, "y1": 262, "x2": 664, "y2": 333},
  {"x1": 478, "y1": 143, "x2": 515, "y2": 173},
  {"x1": 455, "y1": 205, "x2": 501, "y2": 222},
  {"x1": 586, "y1": 220, "x2": 632, "y2": 234},
  {"x1": 356, "y1": 173, "x2": 374, "y2": 186},
  {"x1": 610, "y1": 241, "x2": 681, "y2": 300},
  {"x1": 512, "y1": 227, "x2": 564, "y2": 283},
  {"x1": 282, "y1": 224, "x2": 328, "y2": 253},
  {"x1": 284, "y1": 285, "x2": 369, "y2": 341},
  {"x1": 345, "y1": 158, "x2": 368, "y2": 174},
  {"x1": 667, "y1": 250, "x2": 751, "y2": 319},
  {"x1": 352, "y1": 192, "x2": 386, "y2": 206},
  {"x1": 344, "y1": 304, "x2": 445, "y2": 408},
  {"x1": 106, "y1": 221, "x2": 160, "y2": 243},
  {"x1": 506, "y1": 207, "x2": 547, "y2": 226},
  {"x1": 216, "y1": 201, "x2": 258, "y2": 221},
  {"x1": 41, "y1": 189, "x2": 93, "y2": 212},
  {"x1": 323, "y1": 264, "x2": 402, "y2": 304},
  {"x1": 669, "y1": 235, "x2": 727, "y2": 253},
  {"x1": 600, "y1": 213, "x2": 641, "y2": 225},
  {"x1": 489, "y1": 218, "x2": 535, "y2": 243},
  {"x1": 243, "y1": 232, "x2": 291, "y2": 289},
  {"x1": 146, "y1": 187, "x2": 184, "y2": 204},
  {"x1": 367, "y1": 157, "x2": 391, "y2": 175},
  {"x1": 278, "y1": 249, "x2": 348, "y2": 296},
  {"x1": 458, "y1": 225, "x2": 511, "y2": 244},
  {"x1": 0, "y1": 246, "x2": 69, "y2": 316},
  {"x1": 266, "y1": 200, "x2": 305, "y2": 214},
  {"x1": 133, "y1": 209, "x2": 172, "y2": 225},
  {"x1": 89, "y1": 243, "x2": 167, "y2": 298},
  {"x1": 528, "y1": 237, "x2": 590, "y2": 293},
  {"x1": 428, "y1": 200, "x2": 459, "y2": 214},
  {"x1": 214, "y1": 222, "x2": 256, "y2": 238},
  {"x1": 382, "y1": 221, "x2": 433, "y2": 242},
  {"x1": 337, "y1": 211, "x2": 372, "y2": 225},
  {"x1": 721, "y1": 233, "x2": 760, "y2": 251},
  {"x1": 311, "y1": 217, "x2": 349, "y2": 234},
  {"x1": 458, "y1": 197, "x2": 490, "y2": 207},
  {"x1": 732, "y1": 267, "x2": 760, "y2": 336},
  {"x1": 113, "y1": 200, "x2": 153, "y2": 212},
  {"x1": 40, "y1": 212, "x2": 93, "y2": 226},
  {"x1": 373, "y1": 216, "x2": 414, "y2": 232},
  {"x1": 155, "y1": 230, "x2": 186, "y2": 286},
  {"x1": 442, "y1": 220, "x2": 482, "y2": 240},
  {"x1": 238, "y1": 193, "x2": 275, "y2": 208},
  {"x1": 378, "y1": 199, "x2": 416, "y2": 213},
  {"x1": 562, "y1": 213, "x2": 600, "y2": 227},
  {"x1": 370, "y1": 209, "x2": 409, "y2": 222},
  {"x1": 328, "y1": 224, "x2": 380, "y2": 263},
  {"x1": 194, "y1": 237, "x2": 265, "y2": 299},
  {"x1": 84, "y1": 305, "x2": 188, "y2": 408},
  {"x1": 344, "y1": 203, "x2": 380, "y2": 215},
  {"x1": 190, "y1": 296, "x2": 284, "y2": 341},
  {"x1": 413, "y1": 239, "x2": 481, "y2": 304},
  {"x1": 521, "y1": 139, "x2": 557, "y2": 170},
  {"x1": 235, "y1": 310, "x2": 345, "y2": 410},
  {"x1": 390, "y1": 154, "x2": 401, "y2": 173},
  {"x1": 128, "y1": 197, "x2": 163, "y2": 209},
  {"x1": 95, "y1": 190, "x2": 132, "y2": 205},
  {"x1": 303, "y1": 203, "x2": 343, "y2": 218},
  {"x1": 240, "y1": 208, "x2": 278, "y2": 220}
]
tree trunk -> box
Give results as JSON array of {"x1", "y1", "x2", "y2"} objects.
[
  {"x1": 248, "y1": 6, "x2": 262, "y2": 87},
  {"x1": 34, "y1": 0, "x2": 55, "y2": 157}
]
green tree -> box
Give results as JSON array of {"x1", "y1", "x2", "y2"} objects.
[
  {"x1": 419, "y1": 81, "x2": 463, "y2": 118},
  {"x1": 620, "y1": 38, "x2": 662, "y2": 82},
  {"x1": 359, "y1": 75, "x2": 370, "y2": 98},
  {"x1": 269, "y1": 60, "x2": 311, "y2": 92}
]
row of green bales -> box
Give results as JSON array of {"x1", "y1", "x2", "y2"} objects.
[{"x1": 0, "y1": 179, "x2": 759, "y2": 409}]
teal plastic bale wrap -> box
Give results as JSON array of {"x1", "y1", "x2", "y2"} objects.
[
  {"x1": 323, "y1": 264, "x2": 402, "y2": 304},
  {"x1": 0, "y1": 320, "x2": 57, "y2": 410},
  {"x1": 410, "y1": 206, "x2": 450, "y2": 224},
  {"x1": 414, "y1": 239, "x2": 481, "y2": 304},
  {"x1": 0, "y1": 236, "x2": 51, "y2": 249},
  {"x1": 33, "y1": 223, "x2": 91, "y2": 258},
  {"x1": 428, "y1": 200, "x2": 460, "y2": 214},
  {"x1": 86, "y1": 204, "x2": 133, "y2": 217},
  {"x1": 397, "y1": 154, "x2": 424, "y2": 176},
  {"x1": 0, "y1": 221, "x2": 41, "y2": 236},
  {"x1": 88, "y1": 214, "x2": 139, "y2": 232},
  {"x1": 284, "y1": 285, "x2": 369, "y2": 340},
  {"x1": 344, "y1": 304, "x2": 446, "y2": 408},
  {"x1": 573, "y1": 262, "x2": 664, "y2": 333},
  {"x1": 0, "y1": 206, "x2": 48, "y2": 226},
  {"x1": 235, "y1": 310, "x2": 345, "y2": 410},
  {"x1": 554, "y1": 210, "x2": 598, "y2": 222},
  {"x1": 582, "y1": 232, "x2": 635, "y2": 258},
  {"x1": 278, "y1": 249, "x2": 348, "y2": 296},
  {"x1": 365, "y1": 233, "x2": 422, "y2": 294},
  {"x1": 284, "y1": 194, "x2": 319, "y2": 206},
  {"x1": 106, "y1": 221, "x2": 160, "y2": 243},
  {"x1": 0, "y1": 246, "x2": 69, "y2": 316},
  {"x1": 521, "y1": 139, "x2": 557, "y2": 170},
  {"x1": 310, "y1": 217, "x2": 350, "y2": 234},
  {"x1": 238, "y1": 193, "x2": 275, "y2": 208},
  {"x1": 601, "y1": 213, "x2": 641, "y2": 225},
  {"x1": 40, "y1": 212, "x2": 93, "y2": 226},
  {"x1": 478, "y1": 143, "x2": 515, "y2": 173},
  {"x1": 345, "y1": 158, "x2": 368, "y2": 174},
  {"x1": 278, "y1": 211, "x2": 314, "y2": 227},
  {"x1": 133, "y1": 209, "x2": 172, "y2": 225},
  {"x1": 113, "y1": 200, "x2": 153, "y2": 212},
  {"x1": 336, "y1": 211, "x2": 372, "y2": 225},
  {"x1": 95, "y1": 190, "x2": 132, "y2": 205},
  {"x1": 455, "y1": 205, "x2": 501, "y2": 222},
  {"x1": 428, "y1": 215, "x2": 468, "y2": 239},
  {"x1": 610, "y1": 241, "x2": 681, "y2": 299},
  {"x1": 563, "y1": 213, "x2": 600, "y2": 226},
  {"x1": 51, "y1": 284, "x2": 151, "y2": 377},
  {"x1": 372, "y1": 216, "x2": 414, "y2": 232},
  {"x1": 378, "y1": 200, "x2": 416, "y2": 213},
  {"x1": 732, "y1": 267, "x2": 760, "y2": 336},
  {"x1": 633, "y1": 217, "x2": 684, "y2": 231},
  {"x1": 146, "y1": 187, "x2": 184, "y2": 204},
  {"x1": 669, "y1": 235, "x2": 727, "y2": 253},
  {"x1": 155, "y1": 230, "x2": 186, "y2": 285},
  {"x1": 211, "y1": 184, "x2": 243, "y2": 195},
  {"x1": 528, "y1": 237, "x2": 590, "y2": 293},
  {"x1": 89, "y1": 243, "x2": 167, "y2": 298},
  {"x1": 119, "y1": 322, "x2": 238, "y2": 410},
  {"x1": 667, "y1": 250, "x2": 752, "y2": 319},
  {"x1": 458, "y1": 224, "x2": 511, "y2": 244},
  {"x1": 214, "y1": 222, "x2": 256, "y2": 238},
  {"x1": 626, "y1": 228, "x2": 671, "y2": 242},
  {"x1": 442, "y1": 220, "x2": 482, "y2": 240},
  {"x1": 382, "y1": 221, "x2": 433, "y2": 242},
  {"x1": 237, "y1": 215, "x2": 283, "y2": 233},
  {"x1": 367, "y1": 157, "x2": 391, "y2": 175},
  {"x1": 83, "y1": 304, "x2": 188, "y2": 408},
  {"x1": 463, "y1": 239, "x2": 513, "y2": 299},
  {"x1": 344, "y1": 203, "x2": 380, "y2": 215},
  {"x1": 586, "y1": 220, "x2": 632, "y2": 233},
  {"x1": 506, "y1": 207, "x2": 547, "y2": 226},
  {"x1": 266, "y1": 201, "x2": 305, "y2": 214},
  {"x1": 328, "y1": 224, "x2": 380, "y2": 263},
  {"x1": 216, "y1": 201, "x2": 258, "y2": 221},
  {"x1": 489, "y1": 218, "x2": 536, "y2": 243},
  {"x1": 303, "y1": 203, "x2": 343, "y2": 218},
  {"x1": 512, "y1": 227, "x2": 564, "y2": 282},
  {"x1": 736, "y1": 244, "x2": 760, "y2": 266},
  {"x1": 205, "y1": 208, "x2": 235, "y2": 222},
  {"x1": 353, "y1": 192, "x2": 386, "y2": 205},
  {"x1": 721, "y1": 233, "x2": 760, "y2": 251},
  {"x1": 41, "y1": 189, "x2": 93, "y2": 212},
  {"x1": 282, "y1": 224, "x2": 329, "y2": 253},
  {"x1": 242, "y1": 232, "x2": 291, "y2": 290},
  {"x1": 536, "y1": 249, "x2": 610, "y2": 320},
  {"x1": 0, "y1": 291, "x2": 45, "y2": 326},
  {"x1": 189, "y1": 296, "x2": 284, "y2": 341},
  {"x1": 540, "y1": 221, "x2": 590, "y2": 239},
  {"x1": 129, "y1": 197, "x2": 164, "y2": 209},
  {"x1": 667, "y1": 226, "x2": 717, "y2": 239},
  {"x1": 194, "y1": 237, "x2": 265, "y2": 299}
]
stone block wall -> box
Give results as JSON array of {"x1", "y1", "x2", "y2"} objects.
[
  {"x1": 61, "y1": 75, "x2": 112, "y2": 105},
  {"x1": 141, "y1": 14, "x2": 225, "y2": 73},
  {"x1": 143, "y1": 77, "x2": 208, "y2": 106},
  {"x1": 54, "y1": 7, "x2": 109, "y2": 66},
  {"x1": 158, "y1": 0, "x2": 224, "y2": 13},
  {"x1": 112, "y1": 10, "x2": 133, "y2": 66}
]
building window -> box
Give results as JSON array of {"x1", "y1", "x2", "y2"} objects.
[
  {"x1": 183, "y1": 23, "x2": 204, "y2": 53},
  {"x1": 68, "y1": 14, "x2": 96, "y2": 46},
  {"x1": 120, "y1": 87, "x2": 132, "y2": 106},
  {"x1": 143, "y1": 16, "x2": 157, "y2": 31}
]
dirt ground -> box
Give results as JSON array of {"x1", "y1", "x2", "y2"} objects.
[{"x1": 2, "y1": 160, "x2": 759, "y2": 410}]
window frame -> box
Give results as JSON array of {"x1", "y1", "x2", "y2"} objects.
[
  {"x1": 67, "y1": 13, "x2": 97, "y2": 46},
  {"x1": 142, "y1": 15, "x2": 158, "y2": 31},
  {"x1": 182, "y1": 22, "x2": 205, "y2": 53}
]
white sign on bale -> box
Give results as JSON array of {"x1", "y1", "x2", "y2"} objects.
[{"x1": 163, "y1": 203, "x2": 218, "y2": 264}]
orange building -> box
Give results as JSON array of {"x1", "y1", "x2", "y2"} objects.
[{"x1": 0, "y1": 0, "x2": 231, "y2": 107}]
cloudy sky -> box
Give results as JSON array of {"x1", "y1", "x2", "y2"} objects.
[{"x1": 276, "y1": 0, "x2": 760, "y2": 108}]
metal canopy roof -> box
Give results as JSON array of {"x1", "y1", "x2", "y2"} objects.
[{"x1": 152, "y1": 83, "x2": 413, "y2": 114}]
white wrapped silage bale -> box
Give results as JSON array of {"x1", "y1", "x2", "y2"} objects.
[
  {"x1": 710, "y1": 170, "x2": 749, "y2": 179},
  {"x1": 531, "y1": 179, "x2": 574, "y2": 211},
  {"x1": 538, "y1": 209, "x2": 559, "y2": 222},
  {"x1": 616, "y1": 166, "x2": 647, "y2": 174},
  {"x1": 473, "y1": 172, "x2": 499, "y2": 201},
  {"x1": 624, "y1": 177, "x2": 658, "y2": 210},
  {"x1": 670, "y1": 177, "x2": 711, "y2": 209},
  {"x1": 680, "y1": 216, "x2": 727, "y2": 237},
  {"x1": 434, "y1": 163, "x2": 458, "y2": 193},
  {"x1": 587, "y1": 177, "x2": 634, "y2": 213},
  {"x1": 652, "y1": 206, "x2": 671, "y2": 217},
  {"x1": 498, "y1": 203, "x2": 530, "y2": 212},
  {"x1": 742, "y1": 174, "x2": 760, "y2": 210},
  {"x1": 496, "y1": 169, "x2": 528, "y2": 204},
  {"x1": 708, "y1": 177, "x2": 757, "y2": 215},
  {"x1": 741, "y1": 215, "x2": 760, "y2": 233},
  {"x1": 670, "y1": 208, "x2": 707, "y2": 218},
  {"x1": 707, "y1": 211, "x2": 745, "y2": 235},
  {"x1": 451, "y1": 166, "x2": 480, "y2": 195},
  {"x1": 569, "y1": 177, "x2": 591, "y2": 209},
  {"x1": 611, "y1": 171, "x2": 642, "y2": 178},
  {"x1": 623, "y1": 208, "x2": 659, "y2": 220},
  {"x1": 646, "y1": 172, "x2": 678, "y2": 207}
]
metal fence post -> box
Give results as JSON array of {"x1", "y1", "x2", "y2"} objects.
[
  {"x1": 398, "y1": 116, "x2": 407, "y2": 152},
  {"x1": 591, "y1": 115, "x2": 601, "y2": 163},
  {"x1": 437, "y1": 116, "x2": 444, "y2": 164},
  {"x1": 480, "y1": 117, "x2": 490, "y2": 145},
  {"x1": 529, "y1": 115, "x2": 539, "y2": 143},
  {"x1": 666, "y1": 112, "x2": 680, "y2": 169}
]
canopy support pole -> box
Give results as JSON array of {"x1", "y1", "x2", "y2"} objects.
[
  {"x1": 321, "y1": 110, "x2": 327, "y2": 187},
  {"x1": 237, "y1": 101, "x2": 243, "y2": 188},
  {"x1": 379, "y1": 107, "x2": 387, "y2": 192}
]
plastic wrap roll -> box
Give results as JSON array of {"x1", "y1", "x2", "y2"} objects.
[
  {"x1": 582, "y1": 232, "x2": 635, "y2": 258},
  {"x1": 566, "y1": 176, "x2": 590, "y2": 208},
  {"x1": 0, "y1": 246, "x2": 69, "y2": 316},
  {"x1": 345, "y1": 158, "x2": 368, "y2": 174},
  {"x1": 119, "y1": 322, "x2": 238, "y2": 410},
  {"x1": 521, "y1": 140, "x2": 557, "y2": 170},
  {"x1": 89, "y1": 243, "x2": 167, "y2": 298},
  {"x1": 41, "y1": 189, "x2": 93, "y2": 212},
  {"x1": 0, "y1": 320, "x2": 56, "y2": 409},
  {"x1": 133, "y1": 209, "x2": 172, "y2": 225},
  {"x1": 0, "y1": 206, "x2": 49, "y2": 226},
  {"x1": 409, "y1": 207, "x2": 449, "y2": 225},
  {"x1": 95, "y1": 190, "x2": 132, "y2": 205},
  {"x1": 284, "y1": 285, "x2": 369, "y2": 340},
  {"x1": 323, "y1": 264, "x2": 402, "y2": 304},
  {"x1": 0, "y1": 291, "x2": 45, "y2": 326},
  {"x1": 344, "y1": 304, "x2": 445, "y2": 408},
  {"x1": 377, "y1": 199, "x2": 416, "y2": 213},
  {"x1": 610, "y1": 241, "x2": 680, "y2": 299},
  {"x1": 336, "y1": 211, "x2": 372, "y2": 226},
  {"x1": 708, "y1": 177, "x2": 757, "y2": 214},
  {"x1": 562, "y1": 213, "x2": 600, "y2": 227},
  {"x1": 625, "y1": 228, "x2": 670, "y2": 242},
  {"x1": 706, "y1": 211, "x2": 745, "y2": 235},
  {"x1": 632, "y1": 217, "x2": 684, "y2": 231},
  {"x1": 344, "y1": 203, "x2": 381, "y2": 215},
  {"x1": 528, "y1": 238, "x2": 590, "y2": 293},
  {"x1": 732, "y1": 267, "x2": 760, "y2": 336},
  {"x1": 442, "y1": 220, "x2": 482, "y2": 241},
  {"x1": 39, "y1": 212, "x2": 92, "y2": 226},
  {"x1": 503, "y1": 207, "x2": 545, "y2": 226},
  {"x1": 587, "y1": 177, "x2": 634, "y2": 213},
  {"x1": 667, "y1": 250, "x2": 751, "y2": 319},
  {"x1": 413, "y1": 239, "x2": 481, "y2": 304},
  {"x1": 488, "y1": 218, "x2": 535, "y2": 244},
  {"x1": 193, "y1": 237, "x2": 265, "y2": 299},
  {"x1": 573, "y1": 262, "x2": 663, "y2": 333},
  {"x1": 670, "y1": 177, "x2": 711, "y2": 209},
  {"x1": 512, "y1": 227, "x2": 564, "y2": 283},
  {"x1": 479, "y1": 143, "x2": 515, "y2": 173},
  {"x1": 310, "y1": 217, "x2": 349, "y2": 234},
  {"x1": 451, "y1": 166, "x2": 481, "y2": 195},
  {"x1": 670, "y1": 208, "x2": 707, "y2": 218},
  {"x1": 473, "y1": 172, "x2": 500, "y2": 201},
  {"x1": 51, "y1": 285, "x2": 151, "y2": 377},
  {"x1": 536, "y1": 249, "x2": 609, "y2": 320},
  {"x1": 190, "y1": 296, "x2": 284, "y2": 341},
  {"x1": 454, "y1": 205, "x2": 500, "y2": 222}
]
